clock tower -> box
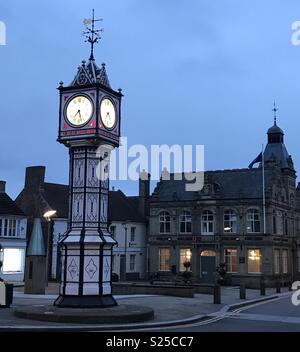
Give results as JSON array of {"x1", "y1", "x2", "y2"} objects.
[{"x1": 54, "y1": 11, "x2": 122, "y2": 307}]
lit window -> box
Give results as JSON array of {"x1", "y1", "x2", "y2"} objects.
[
  {"x1": 179, "y1": 211, "x2": 192, "y2": 233},
  {"x1": 201, "y1": 210, "x2": 214, "y2": 234},
  {"x1": 274, "y1": 249, "x2": 280, "y2": 274},
  {"x1": 248, "y1": 249, "x2": 261, "y2": 273},
  {"x1": 159, "y1": 248, "x2": 171, "y2": 271},
  {"x1": 224, "y1": 210, "x2": 237, "y2": 233},
  {"x1": 159, "y1": 212, "x2": 171, "y2": 234},
  {"x1": 246, "y1": 209, "x2": 260, "y2": 233},
  {"x1": 282, "y1": 249, "x2": 288, "y2": 274},
  {"x1": 224, "y1": 249, "x2": 238, "y2": 273},
  {"x1": 2, "y1": 248, "x2": 25, "y2": 273},
  {"x1": 180, "y1": 248, "x2": 192, "y2": 272}
]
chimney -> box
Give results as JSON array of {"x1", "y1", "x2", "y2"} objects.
[
  {"x1": 139, "y1": 170, "x2": 150, "y2": 199},
  {"x1": 138, "y1": 171, "x2": 151, "y2": 217},
  {"x1": 0, "y1": 180, "x2": 6, "y2": 193},
  {"x1": 25, "y1": 166, "x2": 46, "y2": 190}
]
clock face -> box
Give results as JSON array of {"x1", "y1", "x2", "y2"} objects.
[
  {"x1": 65, "y1": 95, "x2": 93, "y2": 127},
  {"x1": 100, "y1": 98, "x2": 116, "y2": 129}
]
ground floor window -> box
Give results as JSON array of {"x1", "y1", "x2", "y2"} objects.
[
  {"x1": 130, "y1": 254, "x2": 136, "y2": 271},
  {"x1": 179, "y1": 248, "x2": 192, "y2": 272},
  {"x1": 224, "y1": 249, "x2": 238, "y2": 273},
  {"x1": 2, "y1": 248, "x2": 25, "y2": 273},
  {"x1": 274, "y1": 249, "x2": 280, "y2": 274},
  {"x1": 159, "y1": 248, "x2": 171, "y2": 271},
  {"x1": 247, "y1": 249, "x2": 261, "y2": 273},
  {"x1": 282, "y1": 249, "x2": 288, "y2": 274},
  {"x1": 112, "y1": 255, "x2": 115, "y2": 272}
]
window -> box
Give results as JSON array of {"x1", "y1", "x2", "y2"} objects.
[
  {"x1": 130, "y1": 227, "x2": 136, "y2": 242},
  {"x1": 159, "y1": 212, "x2": 171, "y2": 234},
  {"x1": 224, "y1": 249, "x2": 238, "y2": 273},
  {"x1": 110, "y1": 225, "x2": 116, "y2": 239},
  {"x1": 130, "y1": 254, "x2": 136, "y2": 271},
  {"x1": 112, "y1": 255, "x2": 115, "y2": 272},
  {"x1": 3, "y1": 219, "x2": 8, "y2": 236},
  {"x1": 159, "y1": 248, "x2": 171, "y2": 271},
  {"x1": 248, "y1": 249, "x2": 261, "y2": 273},
  {"x1": 179, "y1": 248, "x2": 192, "y2": 272},
  {"x1": 247, "y1": 209, "x2": 260, "y2": 233},
  {"x1": 284, "y1": 219, "x2": 288, "y2": 236},
  {"x1": 0, "y1": 218, "x2": 18, "y2": 237},
  {"x1": 2, "y1": 248, "x2": 25, "y2": 273},
  {"x1": 273, "y1": 215, "x2": 277, "y2": 234},
  {"x1": 201, "y1": 210, "x2": 214, "y2": 234},
  {"x1": 179, "y1": 211, "x2": 192, "y2": 233},
  {"x1": 298, "y1": 250, "x2": 300, "y2": 272},
  {"x1": 224, "y1": 210, "x2": 237, "y2": 233},
  {"x1": 274, "y1": 249, "x2": 280, "y2": 274},
  {"x1": 282, "y1": 249, "x2": 288, "y2": 274}
]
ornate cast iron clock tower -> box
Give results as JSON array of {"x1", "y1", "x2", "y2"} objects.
[{"x1": 54, "y1": 11, "x2": 122, "y2": 307}]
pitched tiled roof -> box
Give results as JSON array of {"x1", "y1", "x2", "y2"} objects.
[
  {"x1": 0, "y1": 193, "x2": 25, "y2": 216},
  {"x1": 109, "y1": 191, "x2": 145, "y2": 223},
  {"x1": 32, "y1": 183, "x2": 145, "y2": 223},
  {"x1": 42, "y1": 183, "x2": 69, "y2": 218}
]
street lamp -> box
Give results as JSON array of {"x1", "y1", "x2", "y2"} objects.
[
  {"x1": 43, "y1": 209, "x2": 57, "y2": 284},
  {"x1": 0, "y1": 244, "x2": 3, "y2": 281},
  {"x1": 122, "y1": 221, "x2": 129, "y2": 281}
]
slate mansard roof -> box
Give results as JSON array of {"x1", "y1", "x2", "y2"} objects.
[{"x1": 150, "y1": 168, "x2": 275, "y2": 202}]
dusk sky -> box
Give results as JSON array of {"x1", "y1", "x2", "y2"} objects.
[{"x1": 1, "y1": 0, "x2": 300, "y2": 198}]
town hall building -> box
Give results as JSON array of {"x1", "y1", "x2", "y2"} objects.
[{"x1": 148, "y1": 119, "x2": 300, "y2": 288}]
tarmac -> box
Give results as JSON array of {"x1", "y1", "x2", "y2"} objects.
[{"x1": 0, "y1": 282, "x2": 291, "y2": 331}]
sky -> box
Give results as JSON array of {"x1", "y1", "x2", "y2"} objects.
[{"x1": 1, "y1": 0, "x2": 300, "y2": 198}]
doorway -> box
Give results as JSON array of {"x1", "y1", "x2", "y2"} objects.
[
  {"x1": 120, "y1": 254, "x2": 126, "y2": 281},
  {"x1": 200, "y1": 250, "x2": 216, "y2": 283}
]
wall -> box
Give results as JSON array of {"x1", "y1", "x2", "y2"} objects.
[{"x1": 111, "y1": 221, "x2": 146, "y2": 280}]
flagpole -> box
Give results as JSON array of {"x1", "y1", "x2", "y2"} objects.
[{"x1": 262, "y1": 144, "x2": 266, "y2": 234}]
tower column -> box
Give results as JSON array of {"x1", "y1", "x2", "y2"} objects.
[{"x1": 54, "y1": 144, "x2": 117, "y2": 308}]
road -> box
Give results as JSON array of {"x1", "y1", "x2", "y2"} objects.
[{"x1": 137, "y1": 294, "x2": 300, "y2": 332}]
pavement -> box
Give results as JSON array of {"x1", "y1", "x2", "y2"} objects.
[{"x1": 0, "y1": 282, "x2": 291, "y2": 331}]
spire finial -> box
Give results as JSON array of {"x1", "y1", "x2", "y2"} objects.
[
  {"x1": 83, "y1": 9, "x2": 103, "y2": 61},
  {"x1": 272, "y1": 100, "x2": 278, "y2": 125}
]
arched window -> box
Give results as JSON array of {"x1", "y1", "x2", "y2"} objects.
[
  {"x1": 224, "y1": 210, "x2": 237, "y2": 233},
  {"x1": 159, "y1": 211, "x2": 171, "y2": 233},
  {"x1": 246, "y1": 209, "x2": 260, "y2": 233},
  {"x1": 201, "y1": 210, "x2": 214, "y2": 234},
  {"x1": 179, "y1": 211, "x2": 192, "y2": 233}
]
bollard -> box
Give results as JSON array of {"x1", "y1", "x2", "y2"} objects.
[
  {"x1": 240, "y1": 283, "x2": 246, "y2": 299},
  {"x1": 260, "y1": 279, "x2": 266, "y2": 296},
  {"x1": 276, "y1": 281, "x2": 281, "y2": 293},
  {"x1": 213, "y1": 285, "x2": 221, "y2": 304}
]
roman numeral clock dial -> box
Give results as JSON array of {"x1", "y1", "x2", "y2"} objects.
[
  {"x1": 65, "y1": 95, "x2": 93, "y2": 127},
  {"x1": 100, "y1": 97, "x2": 116, "y2": 129}
]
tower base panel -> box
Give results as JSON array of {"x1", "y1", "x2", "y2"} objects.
[
  {"x1": 14, "y1": 304, "x2": 154, "y2": 324},
  {"x1": 54, "y1": 294, "x2": 117, "y2": 308}
]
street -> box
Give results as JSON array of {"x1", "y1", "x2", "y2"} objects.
[{"x1": 157, "y1": 294, "x2": 300, "y2": 332}]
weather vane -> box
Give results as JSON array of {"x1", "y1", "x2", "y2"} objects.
[
  {"x1": 272, "y1": 100, "x2": 278, "y2": 125},
  {"x1": 83, "y1": 9, "x2": 103, "y2": 61}
]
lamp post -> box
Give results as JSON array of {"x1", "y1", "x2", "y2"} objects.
[
  {"x1": 122, "y1": 221, "x2": 129, "y2": 281},
  {"x1": 0, "y1": 244, "x2": 3, "y2": 281},
  {"x1": 43, "y1": 210, "x2": 57, "y2": 284}
]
